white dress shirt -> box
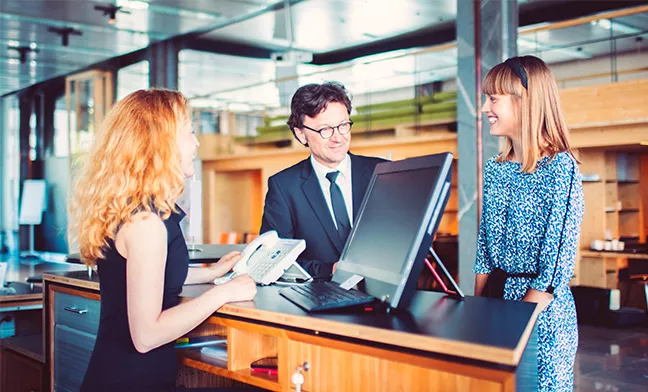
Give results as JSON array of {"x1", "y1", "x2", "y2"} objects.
[{"x1": 310, "y1": 154, "x2": 354, "y2": 229}]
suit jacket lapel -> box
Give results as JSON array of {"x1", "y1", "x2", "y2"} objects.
[
  {"x1": 300, "y1": 160, "x2": 344, "y2": 253},
  {"x1": 350, "y1": 153, "x2": 373, "y2": 221}
]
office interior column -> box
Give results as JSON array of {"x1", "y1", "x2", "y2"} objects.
[
  {"x1": 148, "y1": 40, "x2": 180, "y2": 90},
  {"x1": 456, "y1": 0, "x2": 518, "y2": 294}
]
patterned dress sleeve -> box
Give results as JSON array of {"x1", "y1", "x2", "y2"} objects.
[
  {"x1": 530, "y1": 155, "x2": 583, "y2": 293},
  {"x1": 474, "y1": 215, "x2": 493, "y2": 274},
  {"x1": 473, "y1": 159, "x2": 495, "y2": 275}
]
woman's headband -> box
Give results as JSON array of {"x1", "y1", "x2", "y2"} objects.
[{"x1": 504, "y1": 57, "x2": 528, "y2": 90}]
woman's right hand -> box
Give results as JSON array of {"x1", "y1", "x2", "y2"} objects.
[{"x1": 222, "y1": 274, "x2": 257, "y2": 303}]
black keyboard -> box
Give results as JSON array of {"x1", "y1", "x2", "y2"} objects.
[{"x1": 279, "y1": 281, "x2": 375, "y2": 312}]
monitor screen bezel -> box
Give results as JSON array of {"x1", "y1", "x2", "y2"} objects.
[{"x1": 333, "y1": 152, "x2": 454, "y2": 309}]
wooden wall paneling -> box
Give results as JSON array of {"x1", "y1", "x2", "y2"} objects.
[
  {"x1": 604, "y1": 182, "x2": 618, "y2": 210},
  {"x1": 618, "y1": 183, "x2": 641, "y2": 210},
  {"x1": 578, "y1": 149, "x2": 607, "y2": 251},
  {"x1": 560, "y1": 79, "x2": 648, "y2": 126},
  {"x1": 570, "y1": 123, "x2": 648, "y2": 149},
  {"x1": 203, "y1": 169, "x2": 218, "y2": 244},
  {"x1": 581, "y1": 182, "x2": 606, "y2": 245},
  {"x1": 606, "y1": 212, "x2": 619, "y2": 240},
  {"x1": 203, "y1": 170, "x2": 262, "y2": 243},
  {"x1": 579, "y1": 256, "x2": 607, "y2": 288},
  {"x1": 605, "y1": 152, "x2": 618, "y2": 181},
  {"x1": 619, "y1": 211, "x2": 641, "y2": 239},
  {"x1": 284, "y1": 335, "x2": 512, "y2": 392}
]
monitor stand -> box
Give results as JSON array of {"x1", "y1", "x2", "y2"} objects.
[
  {"x1": 20, "y1": 224, "x2": 42, "y2": 265},
  {"x1": 277, "y1": 260, "x2": 312, "y2": 284},
  {"x1": 425, "y1": 246, "x2": 465, "y2": 299}
]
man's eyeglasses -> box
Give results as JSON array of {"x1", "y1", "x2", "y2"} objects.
[{"x1": 302, "y1": 121, "x2": 353, "y2": 139}]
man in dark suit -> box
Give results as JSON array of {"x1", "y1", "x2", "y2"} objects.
[{"x1": 260, "y1": 82, "x2": 386, "y2": 278}]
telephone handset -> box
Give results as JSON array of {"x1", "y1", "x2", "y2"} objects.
[
  {"x1": 232, "y1": 231, "x2": 278, "y2": 275},
  {"x1": 213, "y1": 230, "x2": 307, "y2": 286}
]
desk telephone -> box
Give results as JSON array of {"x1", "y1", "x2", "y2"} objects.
[{"x1": 213, "y1": 231, "x2": 306, "y2": 286}]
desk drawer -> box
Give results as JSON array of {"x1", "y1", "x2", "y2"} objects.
[
  {"x1": 54, "y1": 292, "x2": 100, "y2": 335},
  {"x1": 54, "y1": 324, "x2": 97, "y2": 392}
]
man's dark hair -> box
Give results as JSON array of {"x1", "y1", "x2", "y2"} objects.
[{"x1": 287, "y1": 81, "x2": 352, "y2": 146}]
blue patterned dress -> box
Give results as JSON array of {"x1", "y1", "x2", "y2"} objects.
[{"x1": 474, "y1": 152, "x2": 584, "y2": 392}]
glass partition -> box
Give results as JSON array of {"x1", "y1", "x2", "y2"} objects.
[
  {"x1": 1, "y1": 96, "x2": 20, "y2": 248},
  {"x1": 117, "y1": 61, "x2": 150, "y2": 101}
]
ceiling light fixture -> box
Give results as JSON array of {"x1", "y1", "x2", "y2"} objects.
[
  {"x1": 48, "y1": 26, "x2": 83, "y2": 47},
  {"x1": 7, "y1": 46, "x2": 39, "y2": 63},
  {"x1": 94, "y1": 4, "x2": 130, "y2": 25}
]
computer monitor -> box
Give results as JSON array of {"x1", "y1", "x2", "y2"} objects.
[{"x1": 332, "y1": 152, "x2": 454, "y2": 309}]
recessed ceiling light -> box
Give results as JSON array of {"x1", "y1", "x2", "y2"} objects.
[
  {"x1": 30, "y1": 60, "x2": 37, "y2": 67},
  {"x1": 117, "y1": 0, "x2": 149, "y2": 10},
  {"x1": 8, "y1": 40, "x2": 19, "y2": 47},
  {"x1": 29, "y1": 42, "x2": 37, "y2": 49},
  {"x1": 8, "y1": 58, "x2": 19, "y2": 65}
]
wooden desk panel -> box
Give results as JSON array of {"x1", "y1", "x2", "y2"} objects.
[
  {"x1": 43, "y1": 272, "x2": 539, "y2": 391},
  {"x1": 283, "y1": 331, "x2": 514, "y2": 392},
  {"x1": 180, "y1": 285, "x2": 537, "y2": 367}
]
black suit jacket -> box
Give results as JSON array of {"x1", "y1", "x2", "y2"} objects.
[{"x1": 260, "y1": 153, "x2": 387, "y2": 277}]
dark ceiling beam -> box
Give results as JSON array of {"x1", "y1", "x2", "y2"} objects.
[
  {"x1": 1, "y1": 47, "x2": 149, "y2": 98},
  {"x1": 181, "y1": 38, "x2": 284, "y2": 58},
  {"x1": 312, "y1": 21, "x2": 455, "y2": 65},
  {"x1": 311, "y1": 0, "x2": 645, "y2": 65}
]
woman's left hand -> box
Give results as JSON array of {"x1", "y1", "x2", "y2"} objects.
[
  {"x1": 207, "y1": 251, "x2": 243, "y2": 278},
  {"x1": 523, "y1": 288, "x2": 554, "y2": 312}
]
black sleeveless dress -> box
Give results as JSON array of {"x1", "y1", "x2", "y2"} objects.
[{"x1": 81, "y1": 209, "x2": 189, "y2": 392}]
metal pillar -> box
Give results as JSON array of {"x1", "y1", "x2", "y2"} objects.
[{"x1": 456, "y1": 0, "x2": 518, "y2": 294}]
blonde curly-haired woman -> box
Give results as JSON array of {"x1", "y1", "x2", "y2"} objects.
[{"x1": 71, "y1": 89, "x2": 257, "y2": 392}]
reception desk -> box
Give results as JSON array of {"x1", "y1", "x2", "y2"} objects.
[{"x1": 43, "y1": 270, "x2": 538, "y2": 391}]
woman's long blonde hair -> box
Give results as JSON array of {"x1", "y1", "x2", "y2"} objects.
[
  {"x1": 482, "y1": 55, "x2": 576, "y2": 173},
  {"x1": 69, "y1": 89, "x2": 188, "y2": 266}
]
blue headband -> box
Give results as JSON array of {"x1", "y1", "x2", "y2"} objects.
[{"x1": 504, "y1": 58, "x2": 528, "y2": 90}]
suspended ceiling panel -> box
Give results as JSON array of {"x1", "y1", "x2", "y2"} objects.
[
  {"x1": 0, "y1": 0, "x2": 278, "y2": 95},
  {"x1": 202, "y1": 0, "x2": 456, "y2": 53}
]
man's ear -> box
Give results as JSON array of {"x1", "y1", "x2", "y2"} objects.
[{"x1": 294, "y1": 128, "x2": 308, "y2": 146}]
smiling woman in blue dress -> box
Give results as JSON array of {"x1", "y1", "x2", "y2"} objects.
[{"x1": 473, "y1": 56, "x2": 584, "y2": 392}]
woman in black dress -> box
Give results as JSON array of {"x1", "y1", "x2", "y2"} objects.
[{"x1": 70, "y1": 89, "x2": 257, "y2": 391}]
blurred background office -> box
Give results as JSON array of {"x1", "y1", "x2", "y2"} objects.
[{"x1": 0, "y1": 1, "x2": 647, "y2": 391}]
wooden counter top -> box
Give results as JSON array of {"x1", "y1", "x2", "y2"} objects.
[
  {"x1": 581, "y1": 250, "x2": 648, "y2": 260},
  {"x1": 0, "y1": 261, "x2": 86, "y2": 308},
  {"x1": 43, "y1": 271, "x2": 538, "y2": 368}
]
